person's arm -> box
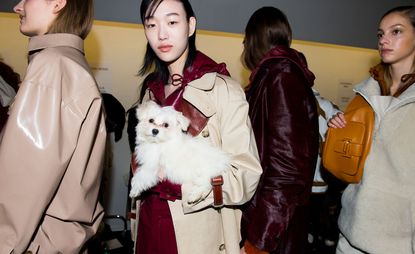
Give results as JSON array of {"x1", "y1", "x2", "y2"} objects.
[
  {"x1": 182, "y1": 76, "x2": 262, "y2": 212},
  {"x1": 245, "y1": 68, "x2": 318, "y2": 250},
  {"x1": 27, "y1": 91, "x2": 106, "y2": 252}
]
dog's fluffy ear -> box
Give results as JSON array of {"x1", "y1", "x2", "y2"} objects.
[
  {"x1": 177, "y1": 112, "x2": 190, "y2": 132},
  {"x1": 136, "y1": 100, "x2": 160, "y2": 120}
]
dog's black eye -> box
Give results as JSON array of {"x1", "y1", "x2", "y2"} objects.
[
  {"x1": 163, "y1": 123, "x2": 169, "y2": 128},
  {"x1": 149, "y1": 119, "x2": 154, "y2": 123}
]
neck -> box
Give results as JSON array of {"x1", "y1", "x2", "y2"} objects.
[
  {"x1": 390, "y1": 62, "x2": 412, "y2": 83},
  {"x1": 167, "y1": 48, "x2": 189, "y2": 78},
  {"x1": 389, "y1": 61, "x2": 414, "y2": 95}
]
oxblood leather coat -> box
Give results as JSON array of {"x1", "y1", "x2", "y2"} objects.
[
  {"x1": 0, "y1": 34, "x2": 106, "y2": 253},
  {"x1": 241, "y1": 46, "x2": 319, "y2": 253}
]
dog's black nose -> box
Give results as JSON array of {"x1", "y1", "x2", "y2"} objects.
[{"x1": 152, "y1": 129, "x2": 159, "y2": 135}]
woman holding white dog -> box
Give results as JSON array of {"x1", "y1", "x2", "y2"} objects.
[{"x1": 129, "y1": 0, "x2": 262, "y2": 253}]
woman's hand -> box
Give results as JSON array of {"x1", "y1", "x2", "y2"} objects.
[
  {"x1": 328, "y1": 112, "x2": 346, "y2": 128},
  {"x1": 240, "y1": 247, "x2": 247, "y2": 254}
]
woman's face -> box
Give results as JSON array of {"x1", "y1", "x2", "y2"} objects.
[
  {"x1": 14, "y1": 0, "x2": 59, "y2": 37},
  {"x1": 377, "y1": 12, "x2": 415, "y2": 67},
  {"x1": 143, "y1": 0, "x2": 196, "y2": 73}
]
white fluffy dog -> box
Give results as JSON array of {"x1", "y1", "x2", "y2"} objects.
[{"x1": 129, "y1": 100, "x2": 230, "y2": 203}]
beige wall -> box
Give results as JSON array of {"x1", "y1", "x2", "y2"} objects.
[
  {"x1": 0, "y1": 12, "x2": 380, "y2": 225},
  {"x1": 1, "y1": 12, "x2": 380, "y2": 108}
]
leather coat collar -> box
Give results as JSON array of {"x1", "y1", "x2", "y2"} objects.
[{"x1": 28, "y1": 33, "x2": 84, "y2": 61}]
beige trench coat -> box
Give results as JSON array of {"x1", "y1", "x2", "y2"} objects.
[
  {"x1": 0, "y1": 34, "x2": 106, "y2": 254},
  {"x1": 133, "y1": 72, "x2": 262, "y2": 254}
]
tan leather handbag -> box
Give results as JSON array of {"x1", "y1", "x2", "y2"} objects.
[{"x1": 322, "y1": 94, "x2": 374, "y2": 183}]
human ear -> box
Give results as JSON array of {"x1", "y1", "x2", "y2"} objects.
[
  {"x1": 188, "y1": 16, "x2": 196, "y2": 37},
  {"x1": 52, "y1": 0, "x2": 67, "y2": 13}
]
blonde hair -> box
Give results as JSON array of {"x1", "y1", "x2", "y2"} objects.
[{"x1": 48, "y1": 0, "x2": 94, "y2": 39}]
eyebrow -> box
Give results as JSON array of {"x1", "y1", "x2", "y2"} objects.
[
  {"x1": 166, "y1": 12, "x2": 180, "y2": 17},
  {"x1": 145, "y1": 12, "x2": 180, "y2": 20},
  {"x1": 378, "y1": 23, "x2": 406, "y2": 32}
]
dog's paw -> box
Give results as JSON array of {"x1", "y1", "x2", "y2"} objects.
[
  {"x1": 129, "y1": 168, "x2": 160, "y2": 198},
  {"x1": 129, "y1": 184, "x2": 142, "y2": 198},
  {"x1": 186, "y1": 185, "x2": 210, "y2": 204},
  {"x1": 129, "y1": 174, "x2": 149, "y2": 198}
]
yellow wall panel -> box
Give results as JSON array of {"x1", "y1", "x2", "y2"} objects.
[{"x1": 1, "y1": 12, "x2": 379, "y2": 109}]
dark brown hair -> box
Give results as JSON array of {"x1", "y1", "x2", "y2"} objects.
[
  {"x1": 242, "y1": 6, "x2": 292, "y2": 70},
  {"x1": 48, "y1": 0, "x2": 94, "y2": 39}
]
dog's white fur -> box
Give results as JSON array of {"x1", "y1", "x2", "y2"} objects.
[{"x1": 129, "y1": 100, "x2": 230, "y2": 203}]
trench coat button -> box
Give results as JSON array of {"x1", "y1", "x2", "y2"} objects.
[
  {"x1": 219, "y1": 243, "x2": 225, "y2": 251},
  {"x1": 201, "y1": 130, "x2": 209, "y2": 138}
]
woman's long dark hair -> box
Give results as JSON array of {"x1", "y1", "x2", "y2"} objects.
[{"x1": 138, "y1": 0, "x2": 197, "y2": 83}]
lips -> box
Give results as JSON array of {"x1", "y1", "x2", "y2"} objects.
[
  {"x1": 158, "y1": 45, "x2": 172, "y2": 53},
  {"x1": 381, "y1": 48, "x2": 392, "y2": 54},
  {"x1": 380, "y1": 48, "x2": 393, "y2": 57}
]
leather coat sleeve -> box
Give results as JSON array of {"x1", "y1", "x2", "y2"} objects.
[
  {"x1": 0, "y1": 52, "x2": 106, "y2": 253},
  {"x1": 243, "y1": 64, "x2": 318, "y2": 250}
]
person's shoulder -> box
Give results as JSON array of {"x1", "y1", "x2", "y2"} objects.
[
  {"x1": 216, "y1": 73, "x2": 241, "y2": 88},
  {"x1": 27, "y1": 48, "x2": 97, "y2": 94},
  {"x1": 261, "y1": 57, "x2": 299, "y2": 73},
  {"x1": 33, "y1": 47, "x2": 93, "y2": 79},
  {"x1": 190, "y1": 72, "x2": 241, "y2": 90},
  {"x1": 30, "y1": 47, "x2": 81, "y2": 69},
  {"x1": 213, "y1": 74, "x2": 246, "y2": 100},
  {"x1": 353, "y1": 76, "x2": 379, "y2": 95}
]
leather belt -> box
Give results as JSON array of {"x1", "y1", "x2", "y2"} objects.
[{"x1": 211, "y1": 175, "x2": 224, "y2": 207}]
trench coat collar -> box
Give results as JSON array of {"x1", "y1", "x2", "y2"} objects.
[
  {"x1": 28, "y1": 33, "x2": 84, "y2": 61},
  {"x1": 183, "y1": 72, "x2": 217, "y2": 117}
]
